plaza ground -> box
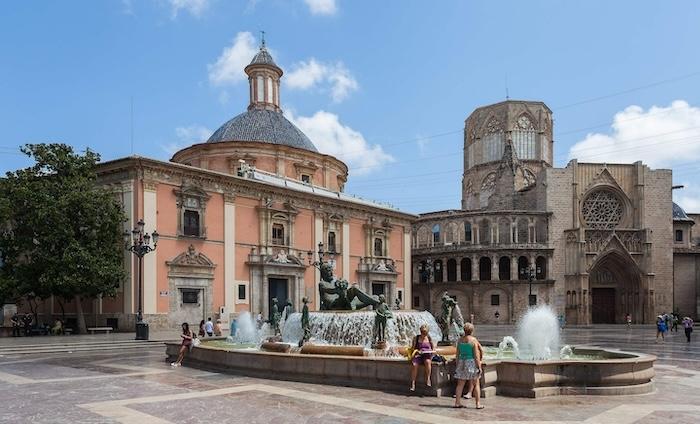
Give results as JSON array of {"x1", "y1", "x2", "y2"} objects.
[{"x1": 0, "y1": 326, "x2": 699, "y2": 423}]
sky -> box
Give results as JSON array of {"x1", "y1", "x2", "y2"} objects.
[{"x1": 1, "y1": 1, "x2": 700, "y2": 214}]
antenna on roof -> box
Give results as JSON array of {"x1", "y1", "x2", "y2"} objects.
[
  {"x1": 130, "y1": 96, "x2": 134, "y2": 155},
  {"x1": 260, "y1": 30, "x2": 266, "y2": 48},
  {"x1": 505, "y1": 73, "x2": 510, "y2": 100}
]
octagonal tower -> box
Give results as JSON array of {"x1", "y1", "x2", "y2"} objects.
[{"x1": 462, "y1": 100, "x2": 553, "y2": 210}]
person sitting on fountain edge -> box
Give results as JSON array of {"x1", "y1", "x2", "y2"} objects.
[
  {"x1": 409, "y1": 324, "x2": 435, "y2": 392},
  {"x1": 454, "y1": 322, "x2": 484, "y2": 409}
]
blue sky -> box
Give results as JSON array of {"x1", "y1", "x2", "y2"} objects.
[{"x1": 2, "y1": 1, "x2": 700, "y2": 213}]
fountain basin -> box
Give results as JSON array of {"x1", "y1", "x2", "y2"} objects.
[
  {"x1": 165, "y1": 342, "x2": 654, "y2": 398},
  {"x1": 300, "y1": 344, "x2": 366, "y2": 356}
]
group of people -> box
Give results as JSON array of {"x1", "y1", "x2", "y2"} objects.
[
  {"x1": 656, "y1": 312, "x2": 694, "y2": 342},
  {"x1": 198, "y1": 317, "x2": 222, "y2": 337},
  {"x1": 409, "y1": 323, "x2": 484, "y2": 409},
  {"x1": 10, "y1": 312, "x2": 34, "y2": 337}
]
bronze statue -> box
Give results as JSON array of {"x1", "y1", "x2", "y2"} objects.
[
  {"x1": 373, "y1": 294, "x2": 393, "y2": 343},
  {"x1": 318, "y1": 262, "x2": 379, "y2": 310},
  {"x1": 299, "y1": 297, "x2": 311, "y2": 347},
  {"x1": 269, "y1": 297, "x2": 281, "y2": 335},
  {"x1": 438, "y1": 292, "x2": 456, "y2": 343}
]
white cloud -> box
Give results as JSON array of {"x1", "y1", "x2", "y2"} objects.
[
  {"x1": 304, "y1": 0, "x2": 337, "y2": 15},
  {"x1": 568, "y1": 100, "x2": 700, "y2": 168},
  {"x1": 208, "y1": 32, "x2": 258, "y2": 86},
  {"x1": 168, "y1": 0, "x2": 209, "y2": 19},
  {"x1": 285, "y1": 59, "x2": 358, "y2": 102},
  {"x1": 287, "y1": 110, "x2": 393, "y2": 175},
  {"x1": 567, "y1": 100, "x2": 700, "y2": 213},
  {"x1": 162, "y1": 125, "x2": 212, "y2": 156}
]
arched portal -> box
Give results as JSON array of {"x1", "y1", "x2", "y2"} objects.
[{"x1": 588, "y1": 251, "x2": 642, "y2": 324}]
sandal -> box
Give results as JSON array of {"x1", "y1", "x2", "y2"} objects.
[
  {"x1": 475, "y1": 405, "x2": 485, "y2": 410},
  {"x1": 453, "y1": 404, "x2": 466, "y2": 409}
]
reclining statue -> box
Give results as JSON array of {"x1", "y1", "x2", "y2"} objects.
[{"x1": 318, "y1": 262, "x2": 379, "y2": 310}]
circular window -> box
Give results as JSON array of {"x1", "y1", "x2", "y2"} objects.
[{"x1": 581, "y1": 190, "x2": 624, "y2": 229}]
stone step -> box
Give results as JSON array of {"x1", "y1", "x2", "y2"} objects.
[
  {"x1": 0, "y1": 339, "x2": 150, "y2": 350},
  {"x1": 0, "y1": 342, "x2": 164, "y2": 356}
]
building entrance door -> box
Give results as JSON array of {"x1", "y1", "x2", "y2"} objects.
[
  {"x1": 268, "y1": 278, "x2": 288, "y2": 316},
  {"x1": 372, "y1": 283, "x2": 386, "y2": 297},
  {"x1": 592, "y1": 288, "x2": 615, "y2": 323}
]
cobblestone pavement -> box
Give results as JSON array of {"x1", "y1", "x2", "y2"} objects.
[{"x1": 0, "y1": 325, "x2": 699, "y2": 423}]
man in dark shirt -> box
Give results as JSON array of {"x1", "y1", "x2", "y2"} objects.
[
  {"x1": 22, "y1": 313, "x2": 33, "y2": 336},
  {"x1": 11, "y1": 313, "x2": 21, "y2": 337}
]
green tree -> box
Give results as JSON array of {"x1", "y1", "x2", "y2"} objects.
[{"x1": 0, "y1": 144, "x2": 125, "y2": 333}]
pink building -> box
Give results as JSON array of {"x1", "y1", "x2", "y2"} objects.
[{"x1": 79, "y1": 43, "x2": 413, "y2": 330}]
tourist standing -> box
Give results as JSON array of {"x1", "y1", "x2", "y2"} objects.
[
  {"x1": 656, "y1": 314, "x2": 667, "y2": 342},
  {"x1": 10, "y1": 313, "x2": 21, "y2": 337},
  {"x1": 204, "y1": 317, "x2": 214, "y2": 337},
  {"x1": 23, "y1": 313, "x2": 33, "y2": 336},
  {"x1": 230, "y1": 318, "x2": 237, "y2": 339},
  {"x1": 672, "y1": 314, "x2": 679, "y2": 332},
  {"x1": 171, "y1": 323, "x2": 193, "y2": 367},
  {"x1": 409, "y1": 324, "x2": 435, "y2": 392},
  {"x1": 453, "y1": 323, "x2": 484, "y2": 409},
  {"x1": 214, "y1": 319, "x2": 222, "y2": 336},
  {"x1": 198, "y1": 319, "x2": 206, "y2": 337},
  {"x1": 682, "y1": 316, "x2": 694, "y2": 342}
]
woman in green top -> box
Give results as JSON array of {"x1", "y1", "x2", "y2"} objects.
[{"x1": 454, "y1": 322, "x2": 484, "y2": 409}]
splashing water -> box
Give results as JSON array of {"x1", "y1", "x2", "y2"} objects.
[
  {"x1": 281, "y1": 311, "x2": 441, "y2": 348},
  {"x1": 515, "y1": 305, "x2": 560, "y2": 360},
  {"x1": 230, "y1": 311, "x2": 264, "y2": 344},
  {"x1": 497, "y1": 336, "x2": 520, "y2": 359},
  {"x1": 559, "y1": 345, "x2": 573, "y2": 359}
]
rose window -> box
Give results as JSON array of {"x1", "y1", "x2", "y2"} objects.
[{"x1": 581, "y1": 190, "x2": 624, "y2": 229}]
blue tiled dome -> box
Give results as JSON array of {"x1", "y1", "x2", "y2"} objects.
[
  {"x1": 673, "y1": 202, "x2": 694, "y2": 222},
  {"x1": 206, "y1": 109, "x2": 318, "y2": 152}
]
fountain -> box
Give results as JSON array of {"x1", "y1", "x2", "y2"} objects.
[{"x1": 165, "y1": 265, "x2": 655, "y2": 398}]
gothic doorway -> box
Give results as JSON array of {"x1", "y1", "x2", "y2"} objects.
[
  {"x1": 592, "y1": 288, "x2": 615, "y2": 323},
  {"x1": 588, "y1": 250, "x2": 642, "y2": 324}
]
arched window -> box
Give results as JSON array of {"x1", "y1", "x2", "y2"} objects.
[
  {"x1": 517, "y1": 218, "x2": 529, "y2": 244},
  {"x1": 536, "y1": 256, "x2": 547, "y2": 280},
  {"x1": 272, "y1": 223, "x2": 285, "y2": 245},
  {"x1": 518, "y1": 256, "x2": 529, "y2": 279},
  {"x1": 256, "y1": 75, "x2": 264, "y2": 103},
  {"x1": 479, "y1": 257, "x2": 491, "y2": 281},
  {"x1": 536, "y1": 218, "x2": 548, "y2": 243},
  {"x1": 566, "y1": 291, "x2": 572, "y2": 306},
  {"x1": 446, "y1": 259, "x2": 457, "y2": 282},
  {"x1": 499, "y1": 218, "x2": 510, "y2": 244},
  {"x1": 419, "y1": 261, "x2": 428, "y2": 283},
  {"x1": 482, "y1": 133, "x2": 504, "y2": 162},
  {"x1": 513, "y1": 115, "x2": 536, "y2": 160},
  {"x1": 499, "y1": 256, "x2": 511, "y2": 281},
  {"x1": 432, "y1": 224, "x2": 441, "y2": 244},
  {"x1": 266, "y1": 77, "x2": 273, "y2": 103},
  {"x1": 460, "y1": 258, "x2": 471, "y2": 281},
  {"x1": 464, "y1": 222, "x2": 472, "y2": 243},
  {"x1": 434, "y1": 260, "x2": 444, "y2": 283},
  {"x1": 479, "y1": 219, "x2": 490, "y2": 245},
  {"x1": 328, "y1": 231, "x2": 337, "y2": 253},
  {"x1": 374, "y1": 238, "x2": 383, "y2": 256}
]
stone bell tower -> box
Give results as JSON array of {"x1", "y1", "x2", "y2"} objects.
[{"x1": 461, "y1": 100, "x2": 553, "y2": 210}]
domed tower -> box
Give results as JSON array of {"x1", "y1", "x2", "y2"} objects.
[
  {"x1": 461, "y1": 100, "x2": 553, "y2": 210},
  {"x1": 172, "y1": 41, "x2": 348, "y2": 191}
]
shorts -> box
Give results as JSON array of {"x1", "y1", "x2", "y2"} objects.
[{"x1": 454, "y1": 359, "x2": 481, "y2": 380}]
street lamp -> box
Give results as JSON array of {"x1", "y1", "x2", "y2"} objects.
[
  {"x1": 307, "y1": 242, "x2": 335, "y2": 270},
  {"x1": 520, "y1": 264, "x2": 541, "y2": 306},
  {"x1": 123, "y1": 219, "x2": 159, "y2": 340}
]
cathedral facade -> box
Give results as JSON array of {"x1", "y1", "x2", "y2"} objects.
[{"x1": 411, "y1": 100, "x2": 677, "y2": 325}]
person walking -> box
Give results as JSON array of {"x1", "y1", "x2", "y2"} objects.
[
  {"x1": 656, "y1": 314, "x2": 667, "y2": 342},
  {"x1": 409, "y1": 324, "x2": 435, "y2": 392},
  {"x1": 682, "y1": 316, "x2": 694, "y2": 342},
  {"x1": 214, "y1": 319, "x2": 222, "y2": 336},
  {"x1": 204, "y1": 317, "x2": 214, "y2": 337},
  {"x1": 453, "y1": 322, "x2": 484, "y2": 409},
  {"x1": 672, "y1": 314, "x2": 679, "y2": 332},
  {"x1": 171, "y1": 323, "x2": 194, "y2": 367}
]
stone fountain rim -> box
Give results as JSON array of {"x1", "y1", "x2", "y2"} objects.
[{"x1": 192, "y1": 341, "x2": 655, "y2": 365}]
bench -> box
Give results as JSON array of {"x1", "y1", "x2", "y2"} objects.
[{"x1": 87, "y1": 327, "x2": 113, "y2": 334}]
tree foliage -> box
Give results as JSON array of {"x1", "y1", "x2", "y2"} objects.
[{"x1": 0, "y1": 144, "x2": 125, "y2": 332}]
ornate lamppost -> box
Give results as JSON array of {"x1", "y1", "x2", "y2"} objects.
[
  {"x1": 123, "y1": 219, "x2": 159, "y2": 340},
  {"x1": 306, "y1": 242, "x2": 335, "y2": 270},
  {"x1": 520, "y1": 264, "x2": 541, "y2": 306}
]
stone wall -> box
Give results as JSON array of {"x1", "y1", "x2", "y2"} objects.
[
  {"x1": 673, "y1": 254, "x2": 700, "y2": 317},
  {"x1": 644, "y1": 168, "x2": 673, "y2": 317}
]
